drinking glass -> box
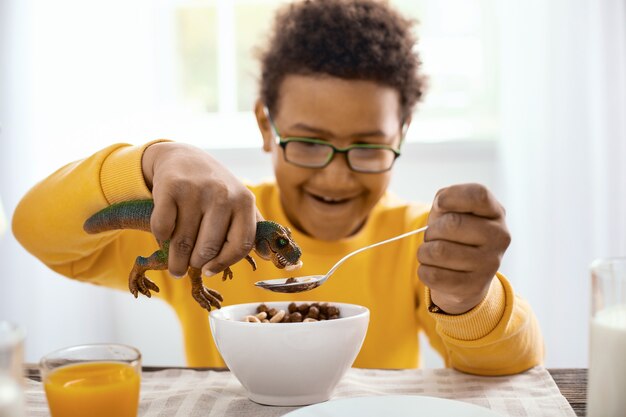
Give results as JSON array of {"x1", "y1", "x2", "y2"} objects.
[
  {"x1": 0, "y1": 321, "x2": 26, "y2": 417},
  {"x1": 40, "y1": 343, "x2": 141, "y2": 417},
  {"x1": 587, "y1": 257, "x2": 626, "y2": 417}
]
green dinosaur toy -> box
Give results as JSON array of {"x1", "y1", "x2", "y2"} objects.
[{"x1": 83, "y1": 199, "x2": 303, "y2": 311}]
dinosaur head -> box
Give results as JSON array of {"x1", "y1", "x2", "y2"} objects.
[{"x1": 254, "y1": 221, "x2": 303, "y2": 270}]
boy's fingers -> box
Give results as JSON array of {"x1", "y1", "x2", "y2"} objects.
[
  {"x1": 189, "y1": 208, "x2": 231, "y2": 270},
  {"x1": 150, "y1": 196, "x2": 177, "y2": 243},
  {"x1": 433, "y1": 183, "x2": 504, "y2": 219},
  {"x1": 202, "y1": 207, "x2": 258, "y2": 277},
  {"x1": 417, "y1": 240, "x2": 486, "y2": 272},
  {"x1": 255, "y1": 208, "x2": 265, "y2": 223},
  {"x1": 167, "y1": 203, "x2": 202, "y2": 277},
  {"x1": 424, "y1": 213, "x2": 505, "y2": 247}
]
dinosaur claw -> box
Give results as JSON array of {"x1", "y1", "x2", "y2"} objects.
[
  {"x1": 137, "y1": 279, "x2": 146, "y2": 295},
  {"x1": 190, "y1": 276, "x2": 224, "y2": 312},
  {"x1": 204, "y1": 290, "x2": 221, "y2": 309},
  {"x1": 221, "y1": 267, "x2": 233, "y2": 281},
  {"x1": 138, "y1": 277, "x2": 159, "y2": 298},
  {"x1": 206, "y1": 287, "x2": 223, "y2": 302},
  {"x1": 145, "y1": 280, "x2": 160, "y2": 293},
  {"x1": 194, "y1": 291, "x2": 212, "y2": 311},
  {"x1": 129, "y1": 268, "x2": 161, "y2": 300}
]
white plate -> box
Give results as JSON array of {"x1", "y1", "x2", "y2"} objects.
[{"x1": 283, "y1": 395, "x2": 504, "y2": 417}]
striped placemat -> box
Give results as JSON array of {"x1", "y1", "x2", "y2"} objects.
[{"x1": 24, "y1": 366, "x2": 576, "y2": 417}]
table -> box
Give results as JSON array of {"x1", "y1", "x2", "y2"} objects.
[
  {"x1": 547, "y1": 369, "x2": 587, "y2": 417},
  {"x1": 24, "y1": 366, "x2": 587, "y2": 417}
]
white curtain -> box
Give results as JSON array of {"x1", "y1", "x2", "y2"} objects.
[
  {"x1": 0, "y1": 198, "x2": 6, "y2": 237},
  {"x1": 497, "y1": 0, "x2": 626, "y2": 367},
  {"x1": 0, "y1": 0, "x2": 187, "y2": 366}
]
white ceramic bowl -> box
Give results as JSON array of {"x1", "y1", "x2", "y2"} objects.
[{"x1": 209, "y1": 301, "x2": 369, "y2": 406}]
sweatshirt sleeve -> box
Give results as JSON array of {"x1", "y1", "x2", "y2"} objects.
[
  {"x1": 11, "y1": 140, "x2": 177, "y2": 299},
  {"x1": 416, "y1": 272, "x2": 545, "y2": 375}
]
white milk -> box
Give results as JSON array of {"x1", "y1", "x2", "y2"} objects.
[
  {"x1": 587, "y1": 305, "x2": 626, "y2": 417},
  {"x1": 0, "y1": 375, "x2": 24, "y2": 417}
]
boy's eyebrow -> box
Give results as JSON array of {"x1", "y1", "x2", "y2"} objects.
[{"x1": 289, "y1": 122, "x2": 387, "y2": 138}]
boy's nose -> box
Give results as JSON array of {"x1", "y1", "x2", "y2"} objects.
[{"x1": 314, "y1": 151, "x2": 354, "y2": 183}]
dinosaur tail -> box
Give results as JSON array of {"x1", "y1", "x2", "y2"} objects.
[{"x1": 83, "y1": 199, "x2": 154, "y2": 234}]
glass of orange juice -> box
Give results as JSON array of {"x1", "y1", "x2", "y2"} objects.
[{"x1": 39, "y1": 343, "x2": 141, "y2": 417}]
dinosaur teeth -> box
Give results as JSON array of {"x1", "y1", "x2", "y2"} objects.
[{"x1": 275, "y1": 253, "x2": 301, "y2": 270}]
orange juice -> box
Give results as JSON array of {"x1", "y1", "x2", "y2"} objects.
[{"x1": 43, "y1": 362, "x2": 140, "y2": 417}]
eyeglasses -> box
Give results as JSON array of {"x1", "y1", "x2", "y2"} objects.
[{"x1": 264, "y1": 107, "x2": 404, "y2": 174}]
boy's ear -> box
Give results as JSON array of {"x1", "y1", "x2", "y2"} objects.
[{"x1": 254, "y1": 100, "x2": 274, "y2": 153}]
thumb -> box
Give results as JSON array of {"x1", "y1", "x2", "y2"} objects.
[{"x1": 255, "y1": 208, "x2": 265, "y2": 223}]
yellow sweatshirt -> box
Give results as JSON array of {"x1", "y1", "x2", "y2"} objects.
[{"x1": 12, "y1": 142, "x2": 544, "y2": 374}]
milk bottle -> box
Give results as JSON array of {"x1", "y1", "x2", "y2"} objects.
[
  {"x1": 587, "y1": 306, "x2": 626, "y2": 417},
  {"x1": 0, "y1": 322, "x2": 25, "y2": 417},
  {"x1": 587, "y1": 258, "x2": 626, "y2": 417},
  {"x1": 0, "y1": 376, "x2": 25, "y2": 417}
]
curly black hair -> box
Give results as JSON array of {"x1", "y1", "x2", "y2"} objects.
[{"x1": 258, "y1": 0, "x2": 426, "y2": 121}]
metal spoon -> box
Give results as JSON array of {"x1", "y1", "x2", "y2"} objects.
[{"x1": 254, "y1": 225, "x2": 428, "y2": 293}]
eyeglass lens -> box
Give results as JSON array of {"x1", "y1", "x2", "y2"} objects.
[{"x1": 284, "y1": 141, "x2": 396, "y2": 172}]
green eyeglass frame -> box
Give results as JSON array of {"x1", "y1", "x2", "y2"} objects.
[{"x1": 263, "y1": 107, "x2": 405, "y2": 173}]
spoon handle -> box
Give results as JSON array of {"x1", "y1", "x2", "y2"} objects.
[{"x1": 325, "y1": 225, "x2": 429, "y2": 278}]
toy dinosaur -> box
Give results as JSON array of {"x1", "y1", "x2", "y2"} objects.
[{"x1": 83, "y1": 199, "x2": 303, "y2": 311}]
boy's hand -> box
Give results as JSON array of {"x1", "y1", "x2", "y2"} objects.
[
  {"x1": 142, "y1": 142, "x2": 261, "y2": 278},
  {"x1": 417, "y1": 183, "x2": 511, "y2": 315}
]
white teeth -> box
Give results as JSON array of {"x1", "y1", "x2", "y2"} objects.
[{"x1": 321, "y1": 196, "x2": 341, "y2": 203}]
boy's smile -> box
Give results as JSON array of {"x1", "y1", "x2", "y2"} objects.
[{"x1": 257, "y1": 74, "x2": 405, "y2": 241}]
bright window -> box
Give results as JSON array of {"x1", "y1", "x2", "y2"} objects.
[{"x1": 161, "y1": 0, "x2": 498, "y2": 148}]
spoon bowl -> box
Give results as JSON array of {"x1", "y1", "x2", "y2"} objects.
[
  {"x1": 255, "y1": 225, "x2": 428, "y2": 293},
  {"x1": 255, "y1": 275, "x2": 325, "y2": 293}
]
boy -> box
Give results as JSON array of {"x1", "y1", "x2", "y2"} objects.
[{"x1": 13, "y1": 0, "x2": 543, "y2": 373}]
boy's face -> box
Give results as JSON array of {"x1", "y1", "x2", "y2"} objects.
[{"x1": 256, "y1": 74, "x2": 404, "y2": 241}]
